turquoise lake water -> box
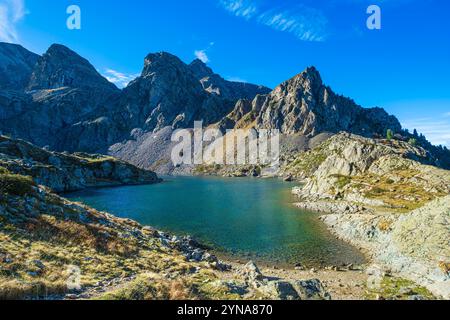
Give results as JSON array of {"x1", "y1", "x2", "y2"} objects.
[{"x1": 67, "y1": 176, "x2": 365, "y2": 267}]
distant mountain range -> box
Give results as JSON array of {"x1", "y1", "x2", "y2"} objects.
[{"x1": 0, "y1": 42, "x2": 448, "y2": 169}]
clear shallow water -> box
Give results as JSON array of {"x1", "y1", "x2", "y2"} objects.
[{"x1": 67, "y1": 176, "x2": 365, "y2": 267}]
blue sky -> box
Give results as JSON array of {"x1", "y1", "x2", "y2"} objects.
[{"x1": 1, "y1": 0, "x2": 449, "y2": 146}]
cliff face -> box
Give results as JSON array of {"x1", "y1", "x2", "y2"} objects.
[
  {"x1": 122, "y1": 52, "x2": 228, "y2": 132},
  {"x1": 28, "y1": 44, "x2": 118, "y2": 92}
]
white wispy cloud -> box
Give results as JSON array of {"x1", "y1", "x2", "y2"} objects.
[
  {"x1": 194, "y1": 50, "x2": 209, "y2": 63},
  {"x1": 102, "y1": 69, "x2": 139, "y2": 88},
  {"x1": 0, "y1": 0, "x2": 27, "y2": 43},
  {"x1": 402, "y1": 116, "x2": 450, "y2": 147},
  {"x1": 226, "y1": 76, "x2": 248, "y2": 83},
  {"x1": 218, "y1": 0, "x2": 257, "y2": 19},
  {"x1": 194, "y1": 42, "x2": 215, "y2": 63},
  {"x1": 258, "y1": 6, "x2": 327, "y2": 42},
  {"x1": 218, "y1": 0, "x2": 327, "y2": 42}
]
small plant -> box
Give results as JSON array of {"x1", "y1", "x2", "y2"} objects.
[
  {"x1": 0, "y1": 167, "x2": 9, "y2": 174},
  {"x1": 408, "y1": 138, "x2": 417, "y2": 146},
  {"x1": 330, "y1": 174, "x2": 351, "y2": 189},
  {"x1": 386, "y1": 129, "x2": 394, "y2": 140}
]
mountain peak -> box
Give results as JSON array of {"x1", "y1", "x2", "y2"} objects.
[
  {"x1": 47, "y1": 43, "x2": 75, "y2": 54},
  {"x1": 27, "y1": 43, "x2": 117, "y2": 91},
  {"x1": 275, "y1": 66, "x2": 323, "y2": 96},
  {"x1": 0, "y1": 42, "x2": 40, "y2": 90},
  {"x1": 141, "y1": 51, "x2": 187, "y2": 77},
  {"x1": 297, "y1": 66, "x2": 323, "y2": 87},
  {"x1": 189, "y1": 58, "x2": 214, "y2": 80},
  {"x1": 144, "y1": 51, "x2": 184, "y2": 66}
]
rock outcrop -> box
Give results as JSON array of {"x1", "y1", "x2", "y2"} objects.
[
  {"x1": 121, "y1": 52, "x2": 233, "y2": 132},
  {"x1": 0, "y1": 135, "x2": 161, "y2": 192},
  {"x1": 321, "y1": 196, "x2": 450, "y2": 299},
  {"x1": 288, "y1": 132, "x2": 449, "y2": 211}
]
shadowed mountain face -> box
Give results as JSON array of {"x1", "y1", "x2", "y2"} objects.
[
  {"x1": 28, "y1": 44, "x2": 118, "y2": 92},
  {"x1": 0, "y1": 43, "x2": 39, "y2": 90},
  {"x1": 0, "y1": 42, "x2": 448, "y2": 169}
]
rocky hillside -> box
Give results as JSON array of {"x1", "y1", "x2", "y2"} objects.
[
  {"x1": 289, "y1": 132, "x2": 449, "y2": 212},
  {"x1": 287, "y1": 133, "x2": 450, "y2": 298},
  {"x1": 215, "y1": 68, "x2": 401, "y2": 137},
  {"x1": 28, "y1": 44, "x2": 118, "y2": 92},
  {"x1": 0, "y1": 135, "x2": 160, "y2": 192}
]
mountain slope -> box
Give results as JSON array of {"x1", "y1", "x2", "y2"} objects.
[
  {"x1": 0, "y1": 43, "x2": 39, "y2": 90},
  {"x1": 27, "y1": 44, "x2": 118, "y2": 92},
  {"x1": 0, "y1": 44, "x2": 269, "y2": 154}
]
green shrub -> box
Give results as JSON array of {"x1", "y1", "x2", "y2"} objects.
[
  {"x1": 0, "y1": 174, "x2": 36, "y2": 196},
  {"x1": 386, "y1": 129, "x2": 394, "y2": 140},
  {"x1": 330, "y1": 174, "x2": 351, "y2": 189},
  {"x1": 408, "y1": 138, "x2": 417, "y2": 146}
]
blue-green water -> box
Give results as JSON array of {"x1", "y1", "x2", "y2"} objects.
[{"x1": 67, "y1": 176, "x2": 365, "y2": 267}]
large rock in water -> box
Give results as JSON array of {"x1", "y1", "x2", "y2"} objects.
[{"x1": 238, "y1": 261, "x2": 331, "y2": 300}]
